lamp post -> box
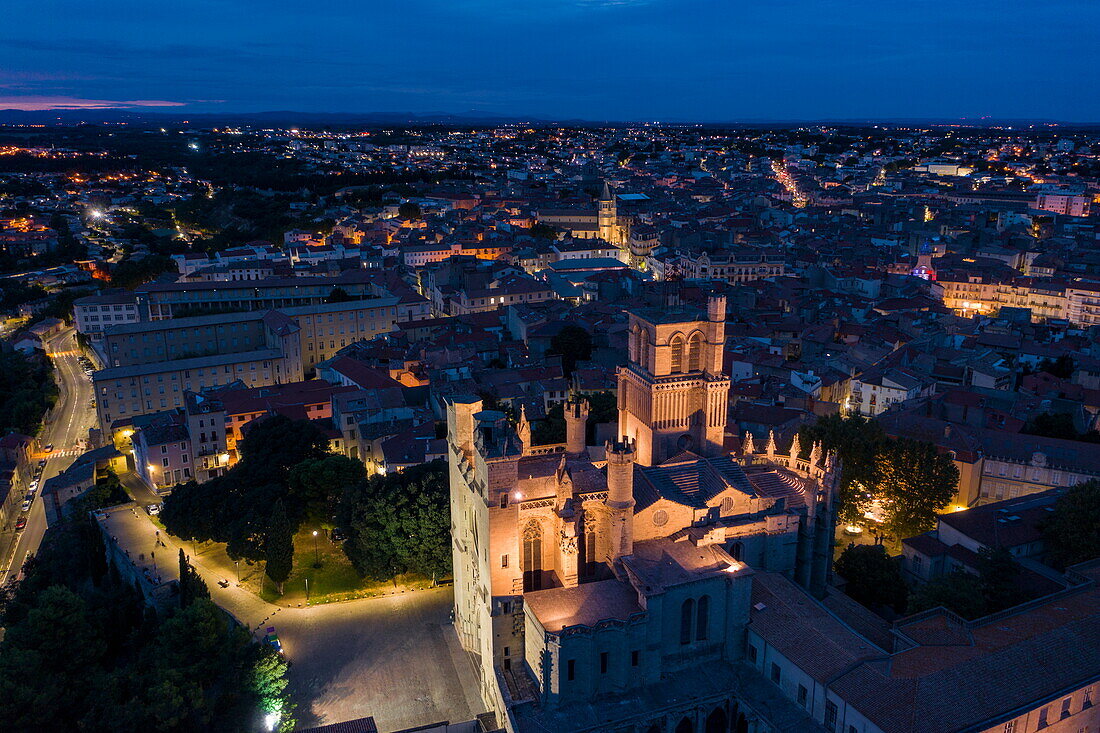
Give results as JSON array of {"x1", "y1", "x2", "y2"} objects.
[
  {"x1": 234, "y1": 560, "x2": 240, "y2": 585},
  {"x1": 312, "y1": 529, "x2": 320, "y2": 568},
  {"x1": 305, "y1": 577, "x2": 310, "y2": 602}
]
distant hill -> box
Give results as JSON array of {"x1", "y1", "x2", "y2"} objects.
[{"x1": 0, "y1": 107, "x2": 1096, "y2": 130}]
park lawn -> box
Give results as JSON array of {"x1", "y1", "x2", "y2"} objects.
[{"x1": 258, "y1": 528, "x2": 440, "y2": 605}]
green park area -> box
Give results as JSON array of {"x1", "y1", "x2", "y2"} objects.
[{"x1": 157, "y1": 415, "x2": 451, "y2": 608}]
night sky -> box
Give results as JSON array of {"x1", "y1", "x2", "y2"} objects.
[{"x1": 3, "y1": 0, "x2": 1098, "y2": 120}]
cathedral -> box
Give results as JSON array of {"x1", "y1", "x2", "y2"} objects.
[{"x1": 447, "y1": 296, "x2": 839, "y2": 733}]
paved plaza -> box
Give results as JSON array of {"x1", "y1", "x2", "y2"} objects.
[{"x1": 100, "y1": 504, "x2": 484, "y2": 731}]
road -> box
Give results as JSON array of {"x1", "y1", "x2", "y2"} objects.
[
  {"x1": 0, "y1": 327, "x2": 96, "y2": 584},
  {"x1": 100, "y1": 501, "x2": 484, "y2": 731}
]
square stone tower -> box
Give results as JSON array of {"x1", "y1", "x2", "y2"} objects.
[{"x1": 617, "y1": 295, "x2": 729, "y2": 466}]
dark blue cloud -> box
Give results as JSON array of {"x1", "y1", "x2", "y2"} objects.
[{"x1": 3, "y1": 0, "x2": 1098, "y2": 119}]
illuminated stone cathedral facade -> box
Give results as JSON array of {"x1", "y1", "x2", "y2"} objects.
[{"x1": 447, "y1": 297, "x2": 838, "y2": 733}]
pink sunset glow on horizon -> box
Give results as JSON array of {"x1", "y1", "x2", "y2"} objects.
[{"x1": 0, "y1": 96, "x2": 186, "y2": 111}]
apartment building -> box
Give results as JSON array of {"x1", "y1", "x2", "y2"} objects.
[
  {"x1": 73, "y1": 290, "x2": 140, "y2": 339},
  {"x1": 93, "y1": 297, "x2": 404, "y2": 429}
]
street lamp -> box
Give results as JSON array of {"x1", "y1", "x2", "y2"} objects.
[
  {"x1": 312, "y1": 530, "x2": 320, "y2": 568},
  {"x1": 234, "y1": 559, "x2": 240, "y2": 584}
]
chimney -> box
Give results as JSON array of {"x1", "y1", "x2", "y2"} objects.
[
  {"x1": 564, "y1": 396, "x2": 589, "y2": 455},
  {"x1": 605, "y1": 437, "x2": 636, "y2": 560}
]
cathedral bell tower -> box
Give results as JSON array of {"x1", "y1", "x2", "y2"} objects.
[
  {"x1": 617, "y1": 295, "x2": 730, "y2": 466},
  {"x1": 598, "y1": 180, "x2": 618, "y2": 245}
]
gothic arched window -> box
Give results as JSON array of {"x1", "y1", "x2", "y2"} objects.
[
  {"x1": 523, "y1": 521, "x2": 544, "y2": 592},
  {"x1": 670, "y1": 334, "x2": 685, "y2": 374},
  {"x1": 696, "y1": 595, "x2": 710, "y2": 641},
  {"x1": 578, "y1": 513, "x2": 597, "y2": 580},
  {"x1": 680, "y1": 598, "x2": 695, "y2": 645},
  {"x1": 687, "y1": 332, "x2": 703, "y2": 372}
]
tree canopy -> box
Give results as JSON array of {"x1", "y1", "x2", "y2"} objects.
[
  {"x1": 265, "y1": 499, "x2": 295, "y2": 594},
  {"x1": 908, "y1": 570, "x2": 988, "y2": 620},
  {"x1": 800, "y1": 415, "x2": 957, "y2": 537},
  {"x1": 546, "y1": 324, "x2": 593, "y2": 377},
  {"x1": 161, "y1": 415, "x2": 331, "y2": 561},
  {"x1": 0, "y1": 488, "x2": 293, "y2": 731},
  {"x1": 339, "y1": 460, "x2": 451, "y2": 582},
  {"x1": 834, "y1": 543, "x2": 907, "y2": 613},
  {"x1": 873, "y1": 438, "x2": 958, "y2": 539},
  {"x1": 799, "y1": 413, "x2": 886, "y2": 525},
  {"x1": 0, "y1": 350, "x2": 58, "y2": 436},
  {"x1": 286, "y1": 454, "x2": 366, "y2": 525},
  {"x1": 1040, "y1": 479, "x2": 1100, "y2": 569}
]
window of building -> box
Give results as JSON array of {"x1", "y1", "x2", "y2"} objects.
[
  {"x1": 501, "y1": 554, "x2": 508, "y2": 568},
  {"x1": 499, "y1": 492, "x2": 508, "y2": 509},
  {"x1": 522, "y1": 522, "x2": 543, "y2": 592},
  {"x1": 696, "y1": 595, "x2": 709, "y2": 641},
  {"x1": 687, "y1": 332, "x2": 703, "y2": 372},
  {"x1": 1038, "y1": 707, "x2": 1048, "y2": 728},
  {"x1": 1060, "y1": 697, "x2": 1072, "y2": 719},
  {"x1": 600, "y1": 652, "x2": 608, "y2": 674},
  {"x1": 631, "y1": 650, "x2": 639, "y2": 667},
  {"x1": 824, "y1": 701, "x2": 837, "y2": 732},
  {"x1": 680, "y1": 598, "x2": 695, "y2": 645},
  {"x1": 748, "y1": 645, "x2": 757, "y2": 663},
  {"x1": 797, "y1": 685, "x2": 808, "y2": 707},
  {"x1": 670, "y1": 335, "x2": 685, "y2": 374},
  {"x1": 566, "y1": 659, "x2": 575, "y2": 682},
  {"x1": 770, "y1": 663, "x2": 781, "y2": 684},
  {"x1": 1002, "y1": 720, "x2": 1017, "y2": 733}
]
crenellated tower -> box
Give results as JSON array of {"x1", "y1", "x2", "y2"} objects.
[
  {"x1": 604, "y1": 437, "x2": 636, "y2": 562},
  {"x1": 564, "y1": 396, "x2": 589, "y2": 456}
]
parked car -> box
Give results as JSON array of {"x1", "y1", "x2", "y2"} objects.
[
  {"x1": 146, "y1": 503, "x2": 161, "y2": 516},
  {"x1": 44, "y1": 444, "x2": 53, "y2": 453},
  {"x1": 330, "y1": 528, "x2": 347, "y2": 542},
  {"x1": 15, "y1": 517, "x2": 27, "y2": 531},
  {"x1": 21, "y1": 499, "x2": 32, "y2": 512},
  {"x1": 263, "y1": 627, "x2": 283, "y2": 655},
  {"x1": 38, "y1": 459, "x2": 46, "y2": 468},
  {"x1": 29, "y1": 480, "x2": 38, "y2": 491}
]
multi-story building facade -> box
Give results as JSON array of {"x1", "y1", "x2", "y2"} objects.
[
  {"x1": 93, "y1": 310, "x2": 305, "y2": 430},
  {"x1": 132, "y1": 417, "x2": 192, "y2": 492},
  {"x1": 848, "y1": 367, "x2": 935, "y2": 417},
  {"x1": 879, "y1": 413, "x2": 1100, "y2": 507},
  {"x1": 676, "y1": 250, "x2": 786, "y2": 284},
  {"x1": 73, "y1": 291, "x2": 140, "y2": 340},
  {"x1": 92, "y1": 296, "x2": 407, "y2": 429},
  {"x1": 135, "y1": 270, "x2": 414, "y2": 320}
]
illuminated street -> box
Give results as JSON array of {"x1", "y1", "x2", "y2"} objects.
[
  {"x1": 1, "y1": 328, "x2": 96, "y2": 584},
  {"x1": 771, "y1": 158, "x2": 807, "y2": 208}
]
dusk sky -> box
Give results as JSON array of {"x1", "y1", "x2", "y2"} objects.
[{"x1": 4, "y1": 0, "x2": 1099, "y2": 120}]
